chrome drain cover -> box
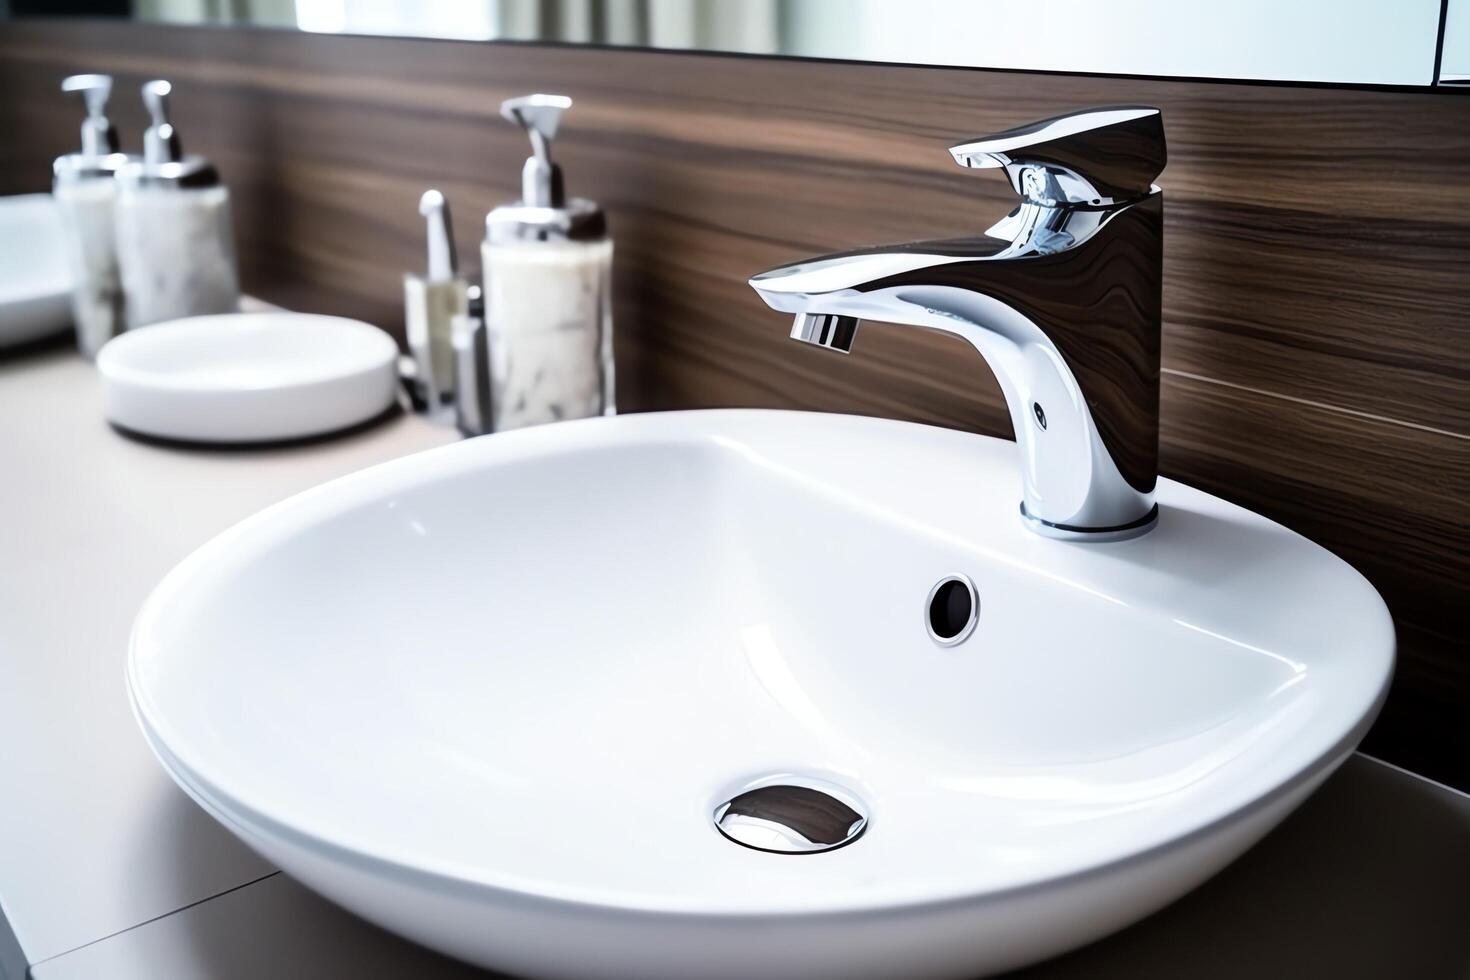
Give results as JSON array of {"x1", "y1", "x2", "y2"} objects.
[{"x1": 713, "y1": 780, "x2": 868, "y2": 854}]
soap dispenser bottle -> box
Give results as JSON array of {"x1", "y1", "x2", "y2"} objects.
[
  {"x1": 482, "y1": 94, "x2": 613, "y2": 431},
  {"x1": 115, "y1": 80, "x2": 240, "y2": 329},
  {"x1": 52, "y1": 74, "x2": 133, "y2": 357}
]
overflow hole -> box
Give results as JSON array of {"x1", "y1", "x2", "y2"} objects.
[{"x1": 926, "y1": 575, "x2": 979, "y2": 646}]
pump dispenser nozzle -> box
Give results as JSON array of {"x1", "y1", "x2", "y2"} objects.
[
  {"x1": 60, "y1": 74, "x2": 120, "y2": 160},
  {"x1": 485, "y1": 94, "x2": 603, "y2": 244},
  {"x1": 141, "y1": 80, "x2": 183, "y2": 165},
  {"x1": 120, "y1": 79, "x2": 218, "y2": 189},
  {"x1": 500, "y1": 94, "x2": 572, "y2": 209}
]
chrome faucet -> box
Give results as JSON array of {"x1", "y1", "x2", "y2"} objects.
[{"x1": 749, "y1": 106, "x2": 1165, "y2": 542}]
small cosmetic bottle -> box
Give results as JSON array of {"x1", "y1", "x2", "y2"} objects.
[
  {"x1": 115, "y1": 80, "x2": 240, "y2": 329},
  {"x1": 404, "y1": 190, "x2": 469, "y2": 412},
  {"x1": 480, "y1": 94, "x2": 614, "y2": 432},
  {"x1": 52, "y1": 74, "x2": 133, "y2": 357}
]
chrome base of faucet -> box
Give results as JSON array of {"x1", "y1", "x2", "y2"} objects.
[{"x1": 1020, "y1": 503, "x2": 1159, "y2": 543}]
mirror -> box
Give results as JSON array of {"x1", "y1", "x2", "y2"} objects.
[
  {"x1": 1444, "y1": 0, "x2": 1470, "y2": 84},
  {"x1": 7, "y1": 0, "x2": 1462, "y2": 88}
]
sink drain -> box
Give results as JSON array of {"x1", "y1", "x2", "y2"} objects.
[{"x1": 713, "y1": 780, "x2": 868, "y2": 854}]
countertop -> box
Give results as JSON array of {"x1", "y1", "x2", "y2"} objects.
[{"x1": 2, "y1": 340, "x2": 1468, "y2": 979}]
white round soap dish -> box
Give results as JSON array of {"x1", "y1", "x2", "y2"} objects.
[{"x1": 97, "y1": 312, "x2": 400, "y2": 444}]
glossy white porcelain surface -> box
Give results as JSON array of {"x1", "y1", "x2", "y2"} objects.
[
  {"x1": 0, "y1": 194, "x2": 73, "y2": 347},
  {"x1": 129, "y1": 410, "x2": 1394, "y2": 978},
  {"x1": 97, "y1": 312, "x2": 399, "y2": 443}
]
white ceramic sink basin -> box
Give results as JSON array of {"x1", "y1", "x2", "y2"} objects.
[
  {"x1": 0, "y1": 194, "x2": 73, "y2": 347},
  {"x1": 129, "y1": 410, "x2": 1393, "y2": 979}
]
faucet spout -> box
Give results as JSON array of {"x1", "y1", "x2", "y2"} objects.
[
  {"x1": 790, "y1": 312, "x2": 860, "y2": 353},
  {"x1": 748, "y1": 106, "x2": 1166, "y2": 542}
]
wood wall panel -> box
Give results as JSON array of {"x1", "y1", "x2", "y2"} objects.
[{"x1": 1, "y1": 21, "x2": 1466, "y2": 787}]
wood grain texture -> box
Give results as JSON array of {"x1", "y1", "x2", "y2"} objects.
[{"x1": 1, "y1": 21, "x2": 1466, "y2": 787}]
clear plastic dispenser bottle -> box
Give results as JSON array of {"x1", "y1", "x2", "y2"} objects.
[
  {"x1": 53, "y1": 74, "x2": 133, "y2": 357},
  {"x1": 481, "y1": 94, "x2": 613, "y2": 431},
  {"x1": 115, "y1": 80, "x2": 240, "y2": 330}
]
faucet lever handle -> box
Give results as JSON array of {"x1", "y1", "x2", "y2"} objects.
[{"x1": 949, "y1": 105, "x2": 1165, "y2": 205}]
